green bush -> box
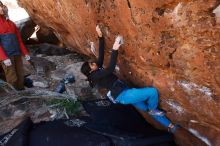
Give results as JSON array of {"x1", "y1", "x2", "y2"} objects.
[{"x1": 47, "y1": 99, "x2": 81, "y2": 115}]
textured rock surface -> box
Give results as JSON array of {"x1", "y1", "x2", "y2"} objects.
[
  {"x1": 0, "y1": 50, "x2": 87, "y2": 134},
  {"x1": 18, "y1": 0, "x2": 220, "y2": 145}
]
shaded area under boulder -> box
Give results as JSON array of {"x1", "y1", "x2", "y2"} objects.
[
  {"x1": 15, "y1": 18, "x2": 36, "y2": 42},
  {"x1": 27, "y1": 43, "x2": 72, "y2": 56},
  {"x1": 0, "y1": 99, "x2": 176, "y2": 146},
  {"x1": 36, "y1": 27, "x2": 61, "y2": 45}
]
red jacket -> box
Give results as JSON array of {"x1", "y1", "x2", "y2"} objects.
[{"x1": 0, "y1": 16, "x2": 29, "y2": 61}]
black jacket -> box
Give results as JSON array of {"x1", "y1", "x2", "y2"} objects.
[{"x1": 89, "y1": 37, "x2": 126, "y2": 98}]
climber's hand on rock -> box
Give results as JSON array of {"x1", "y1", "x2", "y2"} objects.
[
  {"x1": 113, "y1": 35, "x2": 123, "y2": 50},
  {"x1": 96, "y1": 25, "x2": 102, "y2": 37}
]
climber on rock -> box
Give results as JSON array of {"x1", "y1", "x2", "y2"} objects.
[
  {"x1": 0, "y1": 1, "x2": 31, "y2": 90},
  {"x1": 81, "y1": 25, "x2": 178, "y2": 133}
]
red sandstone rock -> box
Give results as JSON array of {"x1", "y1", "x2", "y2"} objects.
[{"x1": 17, "y1": 0, "x2": 220, "y2": 145}]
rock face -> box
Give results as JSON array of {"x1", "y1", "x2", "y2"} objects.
[
  {"x1": 18, "y1": 0, "x2": 220, "y2": 145},
  {"x1": 36, "y1": 27, "x2": 61, "y2": 45}
]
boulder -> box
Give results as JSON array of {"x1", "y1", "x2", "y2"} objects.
[
  {"x1": 30, "y1": 75, "x2": 49, "y2": 88},
  {"x1": 18, "y1": 0, "x2": 220, "y2": 145},
  {"x1": 51, "y1": 62, "x2": 96, "y2": 100},
  {"x1": 0, "y1": 79, "x2": 78, "y2": 134},
  {"x1": 36, "y1": 27, "x2": 61, "y2": 45},
  {"x1": 15, "y1": 18, "x2": 36, "y2": 42},
  {"x1": 28, "y1": 56, "x2": 56, "y2": 76}
]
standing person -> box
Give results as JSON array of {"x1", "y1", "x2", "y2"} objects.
[
  {"x1": 81, "y1": 25, "x2": 178, "y2": 133},
  {"x1": 0, "y1": 1, "x2": 30, "y2": 90}
]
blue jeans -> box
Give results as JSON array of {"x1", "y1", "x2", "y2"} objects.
[{"x1": 115, "y1": 87, "x2": 171, "y2": 128}]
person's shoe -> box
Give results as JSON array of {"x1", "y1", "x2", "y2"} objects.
[
  {"x1": 148, "y1": 109, "x2": 165, "y2": 116},
  {"x1": 168, "y1": 123, "x2": 180, "y2": 134}
]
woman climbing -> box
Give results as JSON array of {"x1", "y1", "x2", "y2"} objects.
[{"x1": 81, "y1": 25, "x2": 178, "y2": 133}]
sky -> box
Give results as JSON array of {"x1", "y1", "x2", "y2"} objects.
[{"x1": 2, "y1": 0, "x2": 29, "y2": 22}]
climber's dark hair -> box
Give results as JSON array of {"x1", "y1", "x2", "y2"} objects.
[
  {"x1": 81, "y1": 57, "x2": 98, "y2": 76},
  {"x1": 81, "y1": 61, "x2": 96, "y2": 88},
  {"x1": 81, "y1": 61, "x2": 91, "y2": 77}
]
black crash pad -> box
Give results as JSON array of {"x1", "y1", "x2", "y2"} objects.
[
  {"x1": 0, "y1": 117, "x2": 111, "y2": 146},
  {"x1": 29, "y1": 117, "x2": 111, "y2": 146},
  {"x1": 0, "y1": 99, "x2": 176, "y2": 146},
  {"x1": 82, "y1": 99, "x2": 176, "y2": 146}
]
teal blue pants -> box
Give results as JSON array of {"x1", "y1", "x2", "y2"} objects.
[{"x1": 115, "y1": 87, "x2": 171, "y2": 128}]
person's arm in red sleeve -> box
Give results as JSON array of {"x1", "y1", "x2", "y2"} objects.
[
  {"x1": 13, "y1": 23, "x2": 29, "y2": 56},
  {"x1": 0, "y1": 45, "x2": 8, "y2": 61}
]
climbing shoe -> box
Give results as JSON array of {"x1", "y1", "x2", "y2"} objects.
[{"x1": 168, "y1": 123, "x2": 180, "y2": 134}]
